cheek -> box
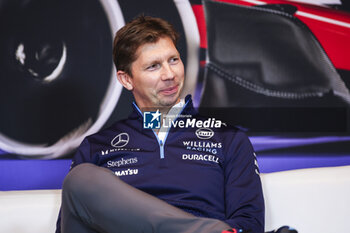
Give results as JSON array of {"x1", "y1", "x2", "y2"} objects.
[
  {"x1": 176, "y1": 69, "x2": 185, "y2": 82},
  {"x1": 176, "y1": 63, "x2": 185, "y2": 76},
  {"x1": 142, "y1": 75, "x2": 160, "y2": 91}
]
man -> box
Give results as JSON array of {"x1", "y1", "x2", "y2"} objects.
[{"x1": 56, "y1": 15, "x2": 264, "y2": 233}]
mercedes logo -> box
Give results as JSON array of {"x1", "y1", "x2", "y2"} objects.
[{"x1": 111, "y1": 133, "x2": 129, "y2": 148}]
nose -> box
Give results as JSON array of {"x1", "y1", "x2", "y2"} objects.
[{"x1": 161, "y1": 63, "x2": 175, "y2": 81}]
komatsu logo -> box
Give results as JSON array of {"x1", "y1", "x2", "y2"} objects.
[
  {"x1": 115, "y1": 169, "x2": 139, "y2": 177},
  {"x1": 195, "y1": 128, "x2": 214, "y2": 139}
]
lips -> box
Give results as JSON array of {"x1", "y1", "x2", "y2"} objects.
[{"x1": 160, "y1": 85, "x2": 178, "y2": 95}]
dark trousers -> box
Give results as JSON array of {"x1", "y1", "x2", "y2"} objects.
[{"x1": 61, "y1": 163, "x2": 230, "y2": 233}]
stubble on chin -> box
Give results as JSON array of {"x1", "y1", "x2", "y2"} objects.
[
  {"x1": 158, "y1": 98, "x2": 178, "y2": 107},
  {"x1": 159, "y1": 85, "x2": 183, "y2": 107}
]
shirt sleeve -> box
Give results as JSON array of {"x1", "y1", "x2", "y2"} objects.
[
  {"x1": 223, "y1": 130, "x2": 265, "y2": 233},
  {"x1": 55, "y1": 138, "x2": 94, "y2": 233}
]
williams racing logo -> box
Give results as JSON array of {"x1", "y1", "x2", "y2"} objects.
[{"x1": 183, "y1": 141, "x2": 222, "y2": 155}]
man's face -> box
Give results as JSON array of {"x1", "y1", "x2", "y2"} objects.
[{"x1": 127, "y1": 36, "x2": 184, "y2": 110}]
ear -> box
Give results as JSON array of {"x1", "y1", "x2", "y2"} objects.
[{"x1": 117, "y1": 70, "x2": 133, "y2": 91}]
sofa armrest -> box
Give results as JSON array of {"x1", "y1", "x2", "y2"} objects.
[
  {"x1": 0, "y1": 189, "x2": 61, "y2": 233},
  {"x1": 261, "y1": 165, "x2": 350, "y2": 232}
]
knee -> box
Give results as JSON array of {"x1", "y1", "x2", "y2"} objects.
[
  {"x1": 62, "y1": 163, "x2": 118, "y2": 195},
  {"x1": 62, "y1": 163, "x2": 96, "y2": 195}
]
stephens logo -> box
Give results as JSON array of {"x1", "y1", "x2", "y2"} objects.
[
  {"x1": 195, "y1": 128, "x2": 214, "y2": 139},
  {"x1": 107, "y1": 157, "x2": 138, "y2": 168},
  {"x1": 111, "y1": 133, "x2": 129, "y2": 148}
]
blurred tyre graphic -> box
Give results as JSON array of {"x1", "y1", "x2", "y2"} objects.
[
  {"x1": 0, "y1": 0, "x2": 124, "y2": 158},
  {"x1": 0, "y1": 0, "x2": 199, "y2": 158}
]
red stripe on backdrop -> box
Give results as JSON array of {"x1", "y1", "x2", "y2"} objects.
[
  {"x1": 298, "y1": 15, "x2": 350, "y2": 71},
  {"x1": 192, "y1": 0, "x2": 350, "y2": 70},
  {"x1": 192, "y1": 5, "x2": 207, "y2": 49}
]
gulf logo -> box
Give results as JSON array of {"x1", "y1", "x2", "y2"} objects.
[{"x1": 195, "y1": 128, "x2": 214, "y2": 139}]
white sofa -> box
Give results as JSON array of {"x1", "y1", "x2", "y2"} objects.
[{"x1": 1, "y1": 165, "x2": 350, "y2": 233}]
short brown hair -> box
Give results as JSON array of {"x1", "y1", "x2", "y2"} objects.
[{"x1": 113, "y1": 15, "x2": 179, "y2": 75}]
